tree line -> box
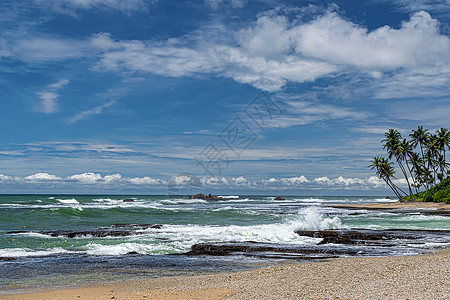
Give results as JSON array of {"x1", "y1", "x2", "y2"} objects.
[{"x1": 369, "y1": 126, "x2": 450, "y2": 201}]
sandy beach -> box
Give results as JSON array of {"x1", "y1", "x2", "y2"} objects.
[
  {"x1": 2, "y1": 249, "x2": 449, "y2": 300},
  {"x1": 328, "y1": 201, "x2": 450, "y2": 215}
]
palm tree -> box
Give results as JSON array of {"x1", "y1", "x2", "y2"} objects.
[
  {"x1": 408, "y1": 152, "x2": 425, "y2": 192},
  {"x1": 382, "y1": 129, "x2": 413, "y2": 199},
  {"x1": 410, "y1": 126, "x2": 429, "y2": 161},
  {"x1": 369, "y1": 156, "x2": 404, "y2": 201},
  {"x1": 425, "y1": 134, "x2": 440, "y2": 184},
  {"x1": 435, "y1": 128, "x2": 449, "y2": 176}
]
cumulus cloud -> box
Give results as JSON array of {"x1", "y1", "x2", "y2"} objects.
[
  {"x1": 24, "y1": 173, "x2": 63, "y2": 182},
  {"x1": 0, "y1": 171, "x2": 409, "y2": 191},
  {"x1": 36, "y1": 79, "x2": 69, "y2": 114},
  {"x1": 89, "y1": 10, "x2": 449, "y2": 92},
  {"x1": 128, "y1": 176, "x2": 166, "y2": 185}
]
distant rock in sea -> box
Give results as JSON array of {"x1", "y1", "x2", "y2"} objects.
[
  {"x1": 274, "y1": 196, "x2": 285, "y2": 200},
  {"x1": 188, "y1": 193, "x2": 225, "y2": 201},
  {"x1": 122, "y1": 198, "x2": 135, "y2": 202}
]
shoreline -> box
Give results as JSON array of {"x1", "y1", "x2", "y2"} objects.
[
  {"x1": 328, "y1": 201, "x2": 450, "y2": 215},
  {"x1": 2, "y1": 250, "x2": 449, "y2": 300}
]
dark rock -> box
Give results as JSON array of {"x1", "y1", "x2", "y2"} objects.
[
  {"x1": 110, "y1": 224, "x2": 163, "y2": 229},
  {"x1": 296, "y1": 229, "x2": 450, "y2": 246},
  {"x1": 188, "y1": 193, "x2": 225, "y2": 201},
  {"x1": 274, "y1": 196, "x2": 285, "y2": 200},
  {"x1": 126, "y1": 251, "x2": 139, "y2": 255},
  {"x1": 122, "y1": 198, "x2": 135, "y2": 202},
  {"x1": 7, "y1": 230, "x2": 142, "y2": 238},
  {"x1": 181, "y1": 241, "x2": 407, "y2": 259},
  {"x1": 0, "y1": 257, "x2": 15, "y2": 261},
  {"x1": 385, "y1": 196, "x2": 391, "y2": 199}
]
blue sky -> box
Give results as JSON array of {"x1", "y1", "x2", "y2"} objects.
[{"x1": 0, "y1": 0, "x2": 449, "y2": 194}]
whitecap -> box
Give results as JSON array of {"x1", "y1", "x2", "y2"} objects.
[
  {"x1": 57, "y1": 198, "x2": 79, "y2": 204},
  {"x1": 0, "y1": 247, "x2": 68, "y2": 258}
]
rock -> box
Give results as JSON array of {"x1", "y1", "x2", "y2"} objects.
[
  {"x1": 274, "y1": 196, "x2": 285, "y2": 200},
  {"x1": 385, "y1": 196, "x2": 391, "y2": 199},
  {"x1": 0, "y1": 257, "x2": 15, "y2": 261},
  {"x1": 188, "y1": 193, "x2": 225, "y2": 201},
  {"x1": 122, "y1": 198, "x2": 135, "y2": 202},
  {"x1": 110, "y1": 224, "x2": 163, "y2": 229},
  {"x1": 295, "y1": 229, "x2": 450, "y2": 246},
  {"x1": 7, "y1": 230, "x2": 142, "y2": 238}
]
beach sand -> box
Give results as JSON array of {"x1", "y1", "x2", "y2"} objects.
[
  {"x1": 329, "y1": 201, "x2": 450, "y2": 215},
  {"x1": 2, "y1": 249, "x2": 449, "y2": 300}
]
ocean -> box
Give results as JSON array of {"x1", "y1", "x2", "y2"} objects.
[{"x1": 0, "y1": 194, "x2": 449, "y2": 291}]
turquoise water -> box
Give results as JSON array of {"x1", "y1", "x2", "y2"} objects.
[
  {"x1": 1, "y1": 194, "x2": 448, "y2": 257},
  {"x1": 0, "y1": 194, "x2": 449, "y2": 290}
]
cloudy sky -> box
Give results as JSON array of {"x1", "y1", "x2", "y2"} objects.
[{"x1": 0, "y1": 0, "x2": 449, "y2": 194}]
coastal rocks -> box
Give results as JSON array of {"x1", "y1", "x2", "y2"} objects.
[
  {"x1": 183, "y1": 241, "x2": 400, "y2": 259},
  {"x1": 0, "y1": 257, "x2": 15, "y2": 261},
  {"x1": 7, "y1": 230, "x2": 138, "y2": 238},
  {"x1": 274, "y1": 196, "x2": 285, "y2": 200},
  {"x1": 188, "y1": 193, "x2": 225, "y2": 201},
  {"x1": 184, "y1": 242, "x2": 341, "y2": 259},
  {"x1": 122, "y1": 198, "x2": 135, "y2": 202},
  {"x1": 295, "y1": 229, "x2": 450, "y2": 246},
  {"x1": 6, "y1": 224, "x2": 163, "y2": 238},
  {"x1": 110, "y1": 224, "x2": 163, "y2": 229}
]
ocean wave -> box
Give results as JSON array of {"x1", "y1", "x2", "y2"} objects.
[
  {"x1": 293, "y1": 206, "x2": 342, "y2": 231},
  {"x1": 57, "y1": 198, "x2": 79, "y2": 204},
  {"x1": 0, "y1": 247, "x2": 68, "y2": 258}
]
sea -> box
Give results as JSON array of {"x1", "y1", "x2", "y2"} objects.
[{"x1": 0, "y1": 194, "x2": 449, "y2": 292}]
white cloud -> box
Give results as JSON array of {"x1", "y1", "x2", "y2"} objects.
[
  {"x1": 200, "y1": 176, "x2": 229, "y2": 186},
  {"x1": 66, "y1": 100, "x2": 114, "y2": 123},
  {"x1": 128, "y1": 176, "x2": 165, "y2": 185},
  {"x1": 68, "y1": 172, "x2": 103, "y2": 184},
  {"x1": 291, "y1": 11, "x2": 449, "y2": 70},
  {"x1": 0, "y1": 174, "x2": 14, "y2": 181},
  {"x1": 103, "y1": 173, "x2": 122, "y2": 183},
  {"x1": 89, "y1": 10, "x2": 449, "y2": 93},
  {"x1": 24, "y1": 173, "x2": 62, "y2": 182},
  {"x1": 36, "y1": 79, "x2": 69, "y2": 114},
  {"x1": 280, "y1": 176, "x2": 308, "y2": 186},
  {"x1": 14, "y1": 38, "x2": 89, "y2": 62},
  {"x1": 0, "y1": 171, "x2": 410, "y2": 191},
  {"x1": 232, "y1": 176, "x2": 252, "y2": 186}
]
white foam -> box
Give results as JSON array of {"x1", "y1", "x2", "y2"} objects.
[
  {"x1": 57, "y1": 198, "x2": 79, "y2": 204},
  {"x1": 218, "y1": 195, "x2": 239, "y2": 199},
  {"x1": 0, "y1": 247, "x2": 68, "y2": 258},
  {"x1": 84, "y1": 242, "x2": 172, "y2": 255},
  {"x1": 293, "y1": 206, "x2": 342, "y2": 231}
]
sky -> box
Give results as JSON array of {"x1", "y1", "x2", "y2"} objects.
[{"x1": 0, "y1": 0, "x2": 449, "y2": 195}]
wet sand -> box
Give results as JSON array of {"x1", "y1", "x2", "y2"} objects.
[
  {"x1": 2, "y1": 250, "x2": 449, "y2": 300},
  {"x1": 328, "y1": 201, "x2": 450, "y2": 215}
]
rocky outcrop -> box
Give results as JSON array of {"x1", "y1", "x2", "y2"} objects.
[
  {"x1": 188, "y1": 193, "x2": 225, "y2": 201},
  {"x1": 7, "y1": 224, "x2": 163, "y2": 238},
  {"x1": 110, "y1": 224, "x2": 163, "y2": 229},
  {"x1": 296, "y1": 229, "x2": 450, "y2": 246},
  {"x1": 274, "y1": 196, "x2": 285, "y2": 200},
  {"x1": 122, "y1": 198, "x2": 135, "y2": 202}
]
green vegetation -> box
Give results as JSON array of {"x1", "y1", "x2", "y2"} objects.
[
  {"x1": 369, "y1": 126, "x2": 450, "y2": 202},
  {"x1": 409, "y1": 178, "x2": 450, "y2": 203}
]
